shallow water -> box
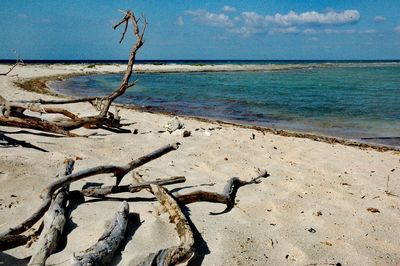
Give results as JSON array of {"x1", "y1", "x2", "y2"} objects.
[{"x1": 51, "y1": 63, "x2": 400, "y2": 147}]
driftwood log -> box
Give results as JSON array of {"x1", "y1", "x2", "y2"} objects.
[
  {"x1": 176, "y1": 170, "x2": 269, "y2": 210},
  {"x1": 81, "y1": 176, "x2": 186, "y2": 198},
  {"x1": 139, "y1": 184, "x2": 194, "y2": 266},
  {"x1": 0, "y1": 10, "x2": 147, "y2": 136},
  {"x1": 72, "y1": 201, "x2": 129, "y2": 265},
  {"x1": 28, "y1": 159, "x2": 75, "y2": 266},
  {"x1": 0, "y1": 142, "x2": 179, "y2": 250}
]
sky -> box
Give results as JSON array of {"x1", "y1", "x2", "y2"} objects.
[{"x1": 1, "y1": 0, "x2": 400, "y2": 60}]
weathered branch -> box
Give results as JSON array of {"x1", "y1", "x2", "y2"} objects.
[
  {"x1": 0, "y1": 49, "x2": 24, "y2": 76},
  {"x1": 72, "y1": 201, "x2": 129, "y2": 265},
  {"x1": 1, "y1": 10, "x2": 147, "y2": 136},
  {"x1": 15, "y1": 97, "x2": 99, "y2": 105},
  {"x1": 28, "y1": 159, "x2": 75, "y2": 266},
  {"x1": 175, "y1": 170, "x2": 269, "y2": 213},
  {"x1": 139, "y1": 185, "x2": 194, "y2": 266},
  {"x1": 0, "y1": 63, "x2": 21, "y2": 76},
  {"x1": 0, "y1": 116, "x2": 78, "y2": 137},
  {"x1": 81, "y1": 176, "x2": 186, "y2": 198},
  {"x1": 0, "y1": 143, "x2": 179, "y2": 250}
]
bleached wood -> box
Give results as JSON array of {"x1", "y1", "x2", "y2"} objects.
[
  {"x1": 81, "y1": 176, "x2": 186, "y2": 198},
  {"x1": 71, "y1": 201, "x2": 129, "y2": 265},
  {"x1": 139, "y1": 184, "x2": 194, "y2": 266},
  {"x1": 0, "y1": 143, "x2": 179, "y2": 250},
  {"x1": 28, "y1": 159, "x2": 75, "y2": 266}
]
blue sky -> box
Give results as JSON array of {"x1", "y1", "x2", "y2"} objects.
[{"x1": 1, "y1": 1, "x2": 400, "y2": 60}]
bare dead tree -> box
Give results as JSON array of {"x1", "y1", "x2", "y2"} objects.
[
  {"x1": 0, "y1": 49, "x2": 24, "y2": 76},
  {"x1": 0, "y1": 11, "x2": 147, "y2": 136}
]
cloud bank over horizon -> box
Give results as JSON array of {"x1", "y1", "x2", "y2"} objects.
[{"x1": 185, "y1": 8, "x2": 366, "y2": 37}]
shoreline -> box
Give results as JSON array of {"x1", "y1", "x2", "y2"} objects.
[{"x1": 16, "y1": 65, "x2": 398, "y2": 153}]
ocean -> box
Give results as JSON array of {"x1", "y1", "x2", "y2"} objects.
[{"x1": 47, "y1": 60, "x2": 400, "y2": 147}]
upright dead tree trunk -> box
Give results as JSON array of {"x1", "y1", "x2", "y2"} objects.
[{"x1": 0, "y1": 10, "x2": 147, "y2": 136}]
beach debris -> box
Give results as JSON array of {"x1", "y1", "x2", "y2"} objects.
[
  {"x1": 165, "y1": 116, "x2": 185, "y2": 133},
  {"x1": 0, "y1": 142, "x2": 179, "y2": 250},
  {"x1": 72, "y1": 201, "x2": 129, "y2": 266},
  {"x1": 340, "y1": 182, "x2": 351, "y2": 186},
  {"x1": 251, "y1": 133, "x2": 255, "y2": 140},
  {"x1": 307, "y1": 228, "x2": 317, "y2": 233},
  {"x1": 140, "y1": 185, "x2": 194, "y2": 265},
  {"x1": 321, "y1": 241, "x2": 332, "y2": 246},
  {"x1": 182, "y1": 130, "x2": 191, "y2": 137},
  {"x1": 0, "y1": 10, "x2": 147, "y2": 137},
  {"x1": 133, "y1": 129, "x2": 139, "y2": 134},
  {"x1": 313, "y1": 211, "x2": 323, "y2": 216},
  {"x1": 204, "y1": 130, "x2": 212, "y2": 136},
  {"x1": 175, "y1": 170, "x2": 269, "y2": 214},
  {"x1": 81, "y1": 176, "x2": 186, "y2": 198},
  {"x1": 367, "y1": 207, "x2": 380, "y2": 213},
  {"x1": 29, "y1": 159, "x2": 74, "y2": 266},
  {"x1": 0, "y1": 49, "x2": 24, "y2": 76},
  {"x1": 169, "y1": 161, "x2": 175, "y2": 166}
]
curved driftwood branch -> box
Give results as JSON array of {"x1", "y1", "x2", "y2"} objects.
[
  {"x1": 0, "y1": 50, "x2": 24, "y2": 76},
  {"x1": 72, "y1": 201, "x2": 129, "y2": 265},
  {"x1": 81, "y1": 176, "x2": 186, "y2": 198},
  {"x1": 28, "y1": 159, "x2": 75, "y2": 266},
  {"x1": 175, "y1": 170, "x2": 269, "y2": 213},
  {"x1": 139, "y1": 185, "x2": 194, "y2": 266},
  {"x1": 0, "y1": 143, "x2": 179, "y2": 250}
]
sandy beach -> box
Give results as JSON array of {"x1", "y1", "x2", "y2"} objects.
[{"x1": 0, "y1": 64, "x2": 399, "y2": 265}]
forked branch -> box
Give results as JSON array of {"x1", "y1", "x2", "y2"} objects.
[{"x1": 0, "y1": 143, "x2": 179, "y2": 250}]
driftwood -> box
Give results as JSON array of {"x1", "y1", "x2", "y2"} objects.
[
  {"x1": 81, "y1": 176, "x2": 186, "y2": 197},
  {"x1": 0, "y1": 142, "x2": 179, "y2": 250},
  {"x1": 176, "y1": 170, "x2": 269, "y2": 211},
  {"x1": 80, "y1": 171, "x2": 269, "y2": 213},
  {"x1": 139, "y1": 184, "x2": 194, "y2": 266},
  {"x1": 0, "y1": 49, "x2": 24, "y2": 76},
  {"x1": 72, "y1": 201, "x2": 129, "y2": 265},
  {"x1": 28, "y1": 159, "x2": 75, "y2": 266},
  {"x1": 0, "y1": 10, "x2": 147, "y2": 136}
]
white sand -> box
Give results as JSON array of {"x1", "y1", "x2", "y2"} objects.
[{"x1": 0, "y1": 64, "x2": 399, "y2": 265}]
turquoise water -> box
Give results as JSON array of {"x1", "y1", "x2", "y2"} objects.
[{"x1": 52, "y1": 63, "x2": 400, "y2": 146}]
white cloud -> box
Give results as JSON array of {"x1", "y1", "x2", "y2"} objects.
[
  {"x1": 361, "y1": 29, "x2": 377, "y2": 34},
  {"x1": 176, "y1": 16, "x2": 184, "y2": 26},
  {"x1": 242, "y1": 11, "x2": 269, "y2": 28},
  {"x1": 185, "y1": 8, "x2": 362, "y2": 37},
  {"x1": 264, "y1": 10, "x2": 360, "y2": 27},
  {"x1": 303, "y1": 28, "x2": 318, "y2": 35},
  {"x1": 373, "y1": 16, "x2": 385, "y2": 23},
  {"x1": 17, "y1": 13, "x2": 28, "y2": 19},
  {"x1": 324, "y1": 28, "x2": 356, "y2": 34},
  {"x1": 185, "y1": 9, "x2": 234, "y2": 28},
  {"x1": 222, "y1": 5, "x2": 236, "y2": 13},
  {"x1": 394, "y1": 26, "x2": 400, "y2": 33},
  {"x1": 269, "y1": 27, "x2": 299, "y2": 35}
]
